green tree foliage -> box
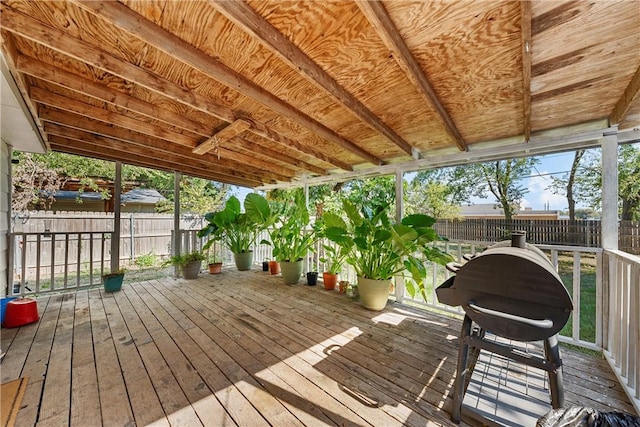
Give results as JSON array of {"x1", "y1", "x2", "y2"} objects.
[
  {"x1": 12, "y1": 151, "x2": 228, "y2": 214},
  {"x1": 405, "y1": 170, "x2": 462, "y2": 219},
  {"x1": 550, "y1": 144, "x2": 640, "y2": 220},
  {"x1": 445, "y1": 158, "x2": 539, "y2": 221}
]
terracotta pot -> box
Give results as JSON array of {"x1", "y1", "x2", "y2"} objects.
[
  {"x1": 339, "y1": 280, "x2": 349, "y2": 294},
  {"x1": 208, "y1": 262, "x2": 222, "y2": 274},
  {"x1": 268, "y1": 260, "x2": 280, "y2": 275},
  {"x1": 322, "y1": 272, "x2": 338, "y2": 290}
]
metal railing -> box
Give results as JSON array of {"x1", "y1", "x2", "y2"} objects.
[
  {"x1": 603, "y1": 249, "x2": 640, "y2": 413},
  {"x1": 9, "y1": 231, "x2": 114, "y2": 296}
]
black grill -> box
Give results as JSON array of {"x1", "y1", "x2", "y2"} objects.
[{"x1": 436, "y1": 231, "x2": 573, "y2": 423}]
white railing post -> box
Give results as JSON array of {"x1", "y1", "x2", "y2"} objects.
[
  {"x1": 395, "y1": 169, "x2": 405, "y2": 303},
  {"x1": 173, "y1": 171, "x2": 181, "y2": 276}
]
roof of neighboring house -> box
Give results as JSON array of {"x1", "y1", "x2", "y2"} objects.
[
  {"x1": 121, "y1": 188, "x2": 166, "y2": 204},
  {"x1": 460, "y1": 203, "x2": 560, "y2": 217},
  {"x1": 51, "y1": 188, "x2": 166, "y2": 205}
]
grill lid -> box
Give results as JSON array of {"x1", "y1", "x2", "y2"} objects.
[{"x1": 436, "y1": 234, "x2": 573, "y2": 341}]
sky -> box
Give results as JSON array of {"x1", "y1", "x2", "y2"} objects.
[{"x1": 229, "y1": 150, "x2": 585, "y2": 212}]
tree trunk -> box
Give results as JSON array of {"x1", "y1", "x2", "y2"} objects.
[{"x1": 567, "y1": 150, "x2": 585, "y2": 221}]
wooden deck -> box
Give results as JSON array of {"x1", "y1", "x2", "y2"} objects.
[{"x1": 1, "y1": 269, "x2": 635, "y2": 427}]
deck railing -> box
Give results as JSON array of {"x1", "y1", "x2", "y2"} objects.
[
  {"x1": 603, "y1": 249, "x2": 640, "y2": 413},
  {"x1": 9, "y1": 231, "x2": 114, "y2": 296}
]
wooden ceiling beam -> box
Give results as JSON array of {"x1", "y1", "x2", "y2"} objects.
[
  {"x1": 247, "y1": 121, "x2": 352, "y2": 171},
  {"x1": 209, "y1": 0, "x2": 414, "y2": 157},
  {"x1": 30, "y1": 86, "x2": 197, "y2": 146},
  {"x1": 0, "y1": 5, "x2": 350, "y2": 172},
  {"x1": 610, "y1": 64, "x2": 640, "y2": 126},
  {"x1": 31, "y1": 89, "x2": 296, "y2": 179},
  {"x1": 16, "y1": 54, "x2": 215, "y2": 137},
  {"x1": 42, "y1": 122, "x2": 273, "y2": 184},
  {"x1": 355, "y1": 0, "x2": 467, "y2": 152},
  {"x1": 48, "y1": 137, "x2": 261, "y2": 188},
  {"x1": 38, "y1": 107, "x2": 289, "y2": 183},
  {"x1": 71, "y1": 0, "x2": 382, "y2": 165},
  {"x1": 226, "y1": 137, "x2": 327, "y2": 176},
  {"x1": 193, "y1": 119, "x2": 251, "y2": 155},
  {"x1": 19, "y1": 55, "x2": 328, "y2": 176},
  {"x1": 520, "y1": 1, "x2": 532, "y2": 142}
]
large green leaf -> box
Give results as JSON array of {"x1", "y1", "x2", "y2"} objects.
[
  {"x1": 401, "y1": 214, "x2": 436, "y2": 227},
  {"x1": 322, "y1": 212, "x2": 347, "y2": 230},
  {"x1": 226, "y1": 196, "x2": 241, "y2": 216},
  {"x1": 244, "y1": 193, "x2": 271, "y2": 224},
  {"x1": 343, "y1": 200, "x2": 363, "y2": 227}
]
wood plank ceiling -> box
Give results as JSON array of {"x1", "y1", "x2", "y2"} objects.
[{"x1": 1, "y1": 0, "x2": 639, "y2": 187}]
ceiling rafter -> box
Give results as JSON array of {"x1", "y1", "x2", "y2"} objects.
[
  {"x1": 17, "y1": 55, "x2": 327, "y2": 176},
  {"x1": 0, "y1": 4, "x2": 350, "y2": 172},
  {"x1": 209, "y1": 0, "x2": 415, "y2": 157},
  {"x1": 16, "y1": 55, "x2": 215, "y2": 137},
  {"x1": 70, "y1": 0, "x2": 383, "y2": 165},
  {"x1": 355, "y1": 0, "x2": 467, "y2": 152},
  {"x1": 193, "y1": 119, "x2": 251, "y2": 155},
  {"x1": 227, "y1": 137, "x2": 327, "y2": 176},
  {"x1": 610, "y1": 64, "x2": 640, "y2": 126},
  {"x1": 520, "y1": 1, "x2": 532, "y2": 143},
  {"x1": 38, "y1": 108, "x2": 289, "y2": 183},
  {"x1": 30, "y1": 86, "x2": 198, "y2": 146},
  {"x1": 42, "y1": 122, "x2": 256, "y2": 182},
  {"x1": 48, "y1": 136, "x2": 261, "y2": 187}
]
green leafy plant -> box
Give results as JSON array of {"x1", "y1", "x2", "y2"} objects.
[
  {"x1": 135, "y1": 252, "x2": 157, "y2": 267},
  {"x1": 198, "y1": 193, "x2": 272, "y2": 254},
  {"x1": 163, "y1": 251, "x2": 206, "y2": 267},
  {"x1": 322, "y1": 199, "x2": 453, "y2": 300},
  {"x1": 262, "y1": 191, "x2": 317, "y2": 262}
]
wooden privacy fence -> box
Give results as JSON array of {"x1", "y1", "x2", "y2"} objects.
[
  {"x1": 434, "y1": 219, "x2": 640, "y2": 254},
  {"x1": 12, "y1": 211, "x2": 206, "y2": 264}
]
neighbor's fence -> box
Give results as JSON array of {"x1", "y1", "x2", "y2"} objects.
[
  {"x1": 434, "y1": 219, "x2": 640, "y2": 254},
  {"x1": 603, "y1": 249, "x2": 640, "y2": 413}
]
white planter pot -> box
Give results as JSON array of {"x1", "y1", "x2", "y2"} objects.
[{"x1": 357, "y1": 276, "x2": 392, "y2": 311}]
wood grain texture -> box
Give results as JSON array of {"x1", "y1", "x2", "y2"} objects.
[
  {"x1": 194, "y1": 119, "x2": 251, "y2": 155},
  {"x1": 2, "y1": 0, "x2": 639, "y2": 185}
]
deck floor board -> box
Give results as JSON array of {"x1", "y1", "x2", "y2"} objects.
[{"x1": 1, "y1": 269, "x2": 635, "y2": 426}]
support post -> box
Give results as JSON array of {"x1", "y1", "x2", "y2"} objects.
[
  {"x1": 303, "y1": 180, "x2": 310, "y2": 275},
  {"x1": 110, "y1": 161, "x2": 122, "y2": 274},
  {"x1": 601, "y1": 132, "x2": 618, "y2": 250},
  {"x1": 173, "y1": 171, "x2": 181, "y2": 277},
  {"x1": 395, "y1": 169, "x2": 405, "y2": 303}
]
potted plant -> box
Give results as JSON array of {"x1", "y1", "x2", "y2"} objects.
[
  {"x1": 306, "y1": 271, "x2": 318, "y2": 286},
  {"x1": 319, "y1": 242, "x2": 349, "y2": 290},
  {"x1": 206, "y1": 241, "x2": 223, "y2": 274},
  {"x1": 198, "y1": 193, "x2": 271, "y2": 271},
  {"x1": 262, "y1": 191, "x2": 317, "y2": 284},
  {"x1": 164, "y1": 251, "x2": 206, "y2": 279},
  {"x1": 102, "y1": 268, "x2": 125, "y2": 292},
  {"x1": 323, "y1": 200, "x2": 453, "y2": 311}
]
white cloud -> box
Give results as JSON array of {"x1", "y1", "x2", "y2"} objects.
[{"x1": 525, "y1": 173, "x2": 567, "y2": 210}]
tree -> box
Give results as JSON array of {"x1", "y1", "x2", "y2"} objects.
[
  {"x1": 12, "y1": 151, "x2": 228, "y2": 214},
  {"x1": 405, "y1": 178, "x2": 462, "y2": 219},
  {"x1": 11, "y1": 153, "x2": 66, "y2": 212},
  {"x1": 445, "y1": 158, "x2": 539, "y2": 221},
  {"x1": 549, "y1": 150, "x2": 585, "y2": 220},
  {"x1": 554, "y1": 144, "x2": 640, "y2": 221}
]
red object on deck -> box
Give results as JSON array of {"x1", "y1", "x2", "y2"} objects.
[{"x1": 2, "y1": 298, "x2": 39, "y2": 328}]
